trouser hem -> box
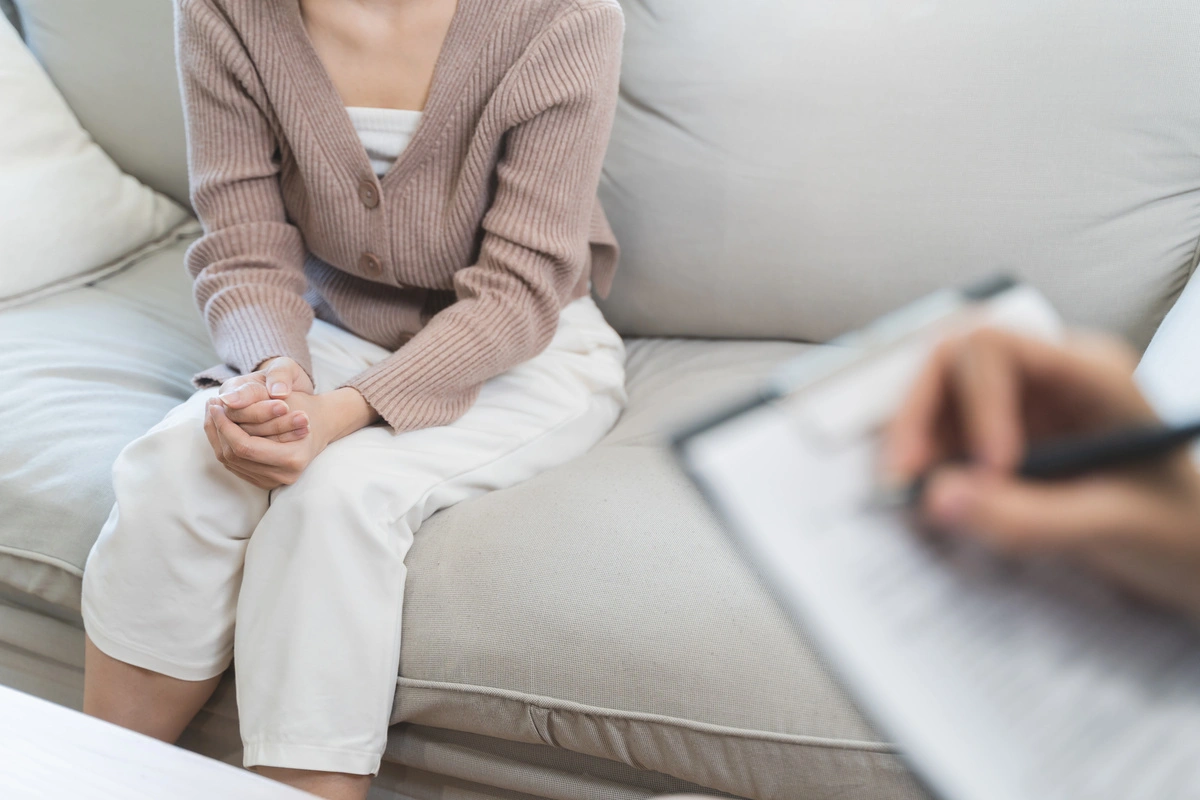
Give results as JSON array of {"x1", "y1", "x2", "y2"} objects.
[
  {"x1": 243, "y1": 740, "x2": 383, "y2": 776},
  {"x1": 82, "y1": 604, "x2": 231, "y2": 682}
]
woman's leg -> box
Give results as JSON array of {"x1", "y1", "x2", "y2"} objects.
[
  {"x1": 83, "y1": 637, "x2": 222, "y2": 743},
  {"x1": 81, "y1": 387, "x2": 271, "y2": 740},
  {"x1": 233, "y1": 298, "x2": 626, "y2": 799}
]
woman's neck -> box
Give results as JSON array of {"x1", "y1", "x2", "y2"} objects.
[{"x1": 299, "y1": 0, "x2": 458, "y2": 111}]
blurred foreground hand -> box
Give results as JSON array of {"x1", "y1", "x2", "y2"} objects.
[{"x1": 883, "y1": 328, "x2": 1200, "y2": 618}]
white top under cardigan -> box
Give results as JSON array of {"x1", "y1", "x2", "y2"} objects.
[{"x1": 345, "y1": 106, "x2": 424, "y2": 177}]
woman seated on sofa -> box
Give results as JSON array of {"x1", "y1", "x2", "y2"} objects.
[{"x1": 78, "y1": 0, "x2": 626, "y2": 799}]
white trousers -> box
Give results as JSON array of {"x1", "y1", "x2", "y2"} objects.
[{"x1": 81, "y1": 296, "x2": 626, "y2": 775}]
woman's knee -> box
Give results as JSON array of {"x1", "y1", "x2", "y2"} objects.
[
  {"x1": 95, "y1": 389, "x2": 268, "y2": 569},
  {"x1": 115, "y1": 391, "x2": 220, "y2": 482}
]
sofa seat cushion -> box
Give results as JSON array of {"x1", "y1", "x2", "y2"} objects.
[
  {"x1": 398, "y1": 338, "x2": 927, "y2": 800},
  {"x1": 0, "y1": 243, "x2": 927, "y2": 799},
  {"x1": 0, "y1": 233, "x2": 214, "y2": 617}
]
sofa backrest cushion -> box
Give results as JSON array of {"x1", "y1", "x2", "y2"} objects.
[
  {"x1": 596, "y1": 0, "x2": 1200, "y2": 347},
  {"x1": 16, "y1": 0, "x2": 1200, "y2": 346},
  {"x1": 0, "y1": 15, "x2": 188, "y2": 305},
  {"x1": 13, "y1": 0, "x2": 188, "y2": 205}
]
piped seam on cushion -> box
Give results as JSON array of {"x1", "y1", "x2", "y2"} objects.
[
  {"x1": 0, "y1": 544, "x2": 83, "y2": 577},
  {"x1": 0, "y1": 218, "x2": 202, "y2": 313},
  {"x1": 394, "y1": 676, "x2": 897, "y2": 753}
]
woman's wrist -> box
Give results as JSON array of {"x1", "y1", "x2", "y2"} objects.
[{"x1": 320, "y1": 387, "x2": 381, "y2": 444}]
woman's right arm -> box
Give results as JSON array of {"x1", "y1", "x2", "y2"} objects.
[{"x1": 177, "y1": 0, "x2": 314, "y2": 386}]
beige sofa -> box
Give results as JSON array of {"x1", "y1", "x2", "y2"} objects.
[{"x1": 4, "y1": 1, "x2": 1200, "y2": 799}]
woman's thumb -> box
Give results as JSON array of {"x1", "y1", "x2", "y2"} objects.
[{"x1": 264, "y1": 363, "x2": 295, "y2": 398}]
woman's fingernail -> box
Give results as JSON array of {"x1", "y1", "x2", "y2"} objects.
[
  {"x1": 927, "y1": 471, "x2": 978, "y2": 525},
  {"x1": 273, "y1": 403, "x2": 288, "y2": 417},
  {"x1": 220, "y1": 387, "x2": 242, "y2": 404},
  {"x1": 294, "y1": 413, "x2": 309, "y2": 428},
  {"x1": 270, "y1": 383, "x2": 288, "y2": 396}
]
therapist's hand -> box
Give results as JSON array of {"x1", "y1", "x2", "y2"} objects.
[{"x1": 883, "y1": 328, "x2": 1200, "y2": 617}]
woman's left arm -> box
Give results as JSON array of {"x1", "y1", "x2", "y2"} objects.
[{"x1": 339, "y1": 1, "x2": 624, "y2": 432}]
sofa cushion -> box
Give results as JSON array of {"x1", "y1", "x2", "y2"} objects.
[
  {"x1": 397, "y1": 337, "x2": 927, "y2": 800},
  {"x1": 0, "y1": 234, "x2": 215, "y2": 615},
  {"x1": 596, "y1": 0, "x2": 1200, "y2": 348},
  {"x1": 13, "y1": 0, "x2": 188, "y2": 205},
  {"x1": 0, "y1": 16, "x2": 189, "y2": 306}
]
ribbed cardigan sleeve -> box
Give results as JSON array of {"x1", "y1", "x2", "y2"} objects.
[
  {"x1": 343, "y1": 3, "x2": 624, "y2": 431},
  {"x1": 177, "y1": 0, "x2": 314, "y2": 386}
]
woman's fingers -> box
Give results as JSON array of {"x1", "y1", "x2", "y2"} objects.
[
  {"x1": 222, "y1": 398, "x2": 289, "y2": 425},
  {"x1": 203, "y1": 401, "x2": 223, "y2": 459},
  {"x1": 264, "y1": 426, "x2": 310, "y2": 444},
  {"x1": 262, "y1": 358, "x2": 313, "y2": 399},
  {"x1": 208, "y1": 405, "x2": 288, "y2": 468},
  {"x1": 236, "y1": 410, "x2": 309, "y2": 438},
  {"x1": 219, "y1": 381, "x2": 271, "y2": 411},
  {"x1": 203, "y1": 398, "x2": 303, "y2": 488}
]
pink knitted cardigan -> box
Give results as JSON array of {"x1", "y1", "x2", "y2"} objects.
[{"x1": 178, "y1": 0, "x2": 623, "y2": 430}]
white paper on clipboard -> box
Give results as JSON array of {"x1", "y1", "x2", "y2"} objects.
[{"x1": 676, "y1": 283, "x2": 1200, "y2": 800}]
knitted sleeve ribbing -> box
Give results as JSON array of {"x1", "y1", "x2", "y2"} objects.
[{"x1": 178, "y1": 0, "x2": 314, "y2": 387}]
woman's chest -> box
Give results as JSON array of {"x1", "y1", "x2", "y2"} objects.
[{"x1": 277, "y1": 147, "x2": 494, "y2": 292}]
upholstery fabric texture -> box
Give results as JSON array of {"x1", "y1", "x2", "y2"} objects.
[
  {"x1": 0, "y1": 15, "x2": 187, "y2": 302},
  {"x1": 596, "y1": 0, "x2": 1200, "y2": 347},
  {"x1": 0, "y1": 241, "x2": 927, "y2": 800}
]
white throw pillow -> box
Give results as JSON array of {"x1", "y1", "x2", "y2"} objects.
[{"x1": 0, "y1": 15, "x2": 189, "y2": 304}]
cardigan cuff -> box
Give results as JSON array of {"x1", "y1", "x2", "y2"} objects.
[
  {"x1": 342, "y1": 365, "x2": 481, "y2": 433},
  {"x1": 200, "y1": 305, "x2": 315, "y2": 389}
]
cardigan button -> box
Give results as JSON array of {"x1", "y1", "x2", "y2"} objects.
[
  {"x1": 358, "y1": 252, "x2": 383, "y2": 278},
  {"x1": 357, "y1": 179, "x2": 380, "y2": 209}
]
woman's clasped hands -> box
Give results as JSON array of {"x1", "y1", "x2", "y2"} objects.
[{"x1": 203, "y1": 355, "x2": 378, "y2": 489}]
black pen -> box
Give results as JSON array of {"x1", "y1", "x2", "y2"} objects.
[{"x1": 872, "y1": 418, "x2": 1200, "y2": 510}]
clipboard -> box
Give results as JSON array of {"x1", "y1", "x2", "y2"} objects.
[{"x1": 673, "y1": 277, "x2": 1200, "y2": 800}]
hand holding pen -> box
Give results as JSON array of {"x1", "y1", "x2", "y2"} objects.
[{"x1": 880, "y1": 328, "x2": 1200, "y2": 618}]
